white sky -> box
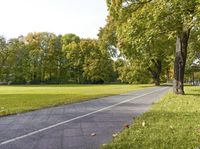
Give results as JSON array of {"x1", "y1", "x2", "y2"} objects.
[{"x1": 0, "y1": 0, "x2": 108, "y2": 39}]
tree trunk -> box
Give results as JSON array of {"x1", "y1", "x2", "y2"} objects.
[
  {"x1": 148, "y1": 59, "x2": 162, "y2": 86},
  {"x1": 154, "y1": 75, "x2": 160, "y2": 86},
  {"x1": 173, "y1": 29, "x2": 190, "y2": 94}
]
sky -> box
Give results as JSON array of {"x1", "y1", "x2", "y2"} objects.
[{"x1": 0, "y1": 0, "x2": 108, "y2": 39}]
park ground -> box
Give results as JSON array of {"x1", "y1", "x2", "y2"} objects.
[
  {"x1": 102, "y1": 86, "x2": 200, "y2": 148},
  {"x1": 0, "y1": 84, "x2": 152, "y2": 116},
  {"x1": 1, "y1": 84, "x2": 200, "y2": 148}
]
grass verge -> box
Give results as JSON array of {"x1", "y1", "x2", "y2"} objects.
[
  {"x1": 102, "y1": 86, "x2": 200, "y2": 149},
  {"x1": 0, "y1": 84, "x2": 152, "y2": 116}
]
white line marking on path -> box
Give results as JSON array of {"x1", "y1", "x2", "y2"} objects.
[{"x1": 0, "y1": 87, "x2": 168, "y2": 146}]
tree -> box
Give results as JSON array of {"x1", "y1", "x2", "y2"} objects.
[
  {"x1": 54, "y1": 35, "x2": 64, "y2": 83},
  {"x1": 0, "y1": 36, "x2": 9, "y2": 82},
  {"x1": 25, "y1": 32, "x2": 61, "y2": 83},
  {"x1": 98, "y1": 16, "x2": 118, "y2": 58},
  {"x1": 185, "y1": 28, "x2": 200, "y2": 83},
  {"x1": 61, "y1": 34, "x2": 82, "y2": 83},
  {"x1": 0, "y1": 31, "x2": 128, "y2": 84},
  {"x1": 80, "y1": 39, "x2": 114, "y2": 83},
  {"x1": 99, "y1": 14, "x2": 173, "y2": 85},
  {"x1": 7, "y1": 37, "x2": 30, "y2": 83},
  {"x1": 39, "y1": 32, "x2": 59, "y2": 83},
  {"x1": 106, "y1": 0, "x2": 200, "y2": 94},
  {"x1": 114, "y1": 59, "x2": 152, "y2": 84},
  {"x1": 25, "y1": 32, "x2": 43, "y2": 83},
  {"x1": 105, "y1": 2, "x2": 173, "y2": 85}
]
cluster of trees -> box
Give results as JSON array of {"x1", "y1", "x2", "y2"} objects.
[
  {"x1": 0, "y1": 33, "x2": 115, "y2": 84},
  {"x1": 1, "y1": 0, "x2": 200, "y2": 93},
  {"x1": 0, "y1": 30, "x2": 175, "y2": 85},
  {"x1": 105, "y1": 0, "x2": 200, "y2": 94}
]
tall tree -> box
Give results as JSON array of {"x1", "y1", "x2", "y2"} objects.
[
  {"x1": 185, "y1": 28, "x2": 200, "y2": 82},
  {"x1": 7, "y1": 37, "x2": 30, "y2": 83},
  {"x1": 61, "y1": 34, "x2": 82, "y2": 83},
  {"x1": 106, "y1": 0, "x2": 200, "y2": 94},
  {"x1": 80, "y1": 39, "x2": 114, "y2": 83},
  {"x1": 0, "y1": 36, "x2": 9, "y2": 82}
]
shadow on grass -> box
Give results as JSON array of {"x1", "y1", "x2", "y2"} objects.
[
  {"x1": 160, "y1": 84, "x2": 173, "y2": 87},
  {"x1": 185, "y1": 88, "x2": 200, "y2": 97},
  {"x1": 186, "y1": 93, "x2": 200, "y2": 97}
]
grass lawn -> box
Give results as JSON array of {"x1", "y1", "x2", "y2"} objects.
[
  {"x1": 0, "y1": 84, "x2": 152, "y2": 116},
  {"x1": 102, "y1": 86, "x2": 200, "y2": 149}
]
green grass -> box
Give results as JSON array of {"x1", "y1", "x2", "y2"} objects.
[
  {"x1": 102, "y1": 86, "x2": 200, "y2": 149},
  {"x1": 0, "y1": 84, "x2": 152, "y2": 116}
]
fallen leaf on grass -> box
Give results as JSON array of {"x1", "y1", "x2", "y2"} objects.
[
  {"x1": 112, "y1": 133, "x2": 118, "y2": 138},
  {"x1": 124, "y1": 124, "x2": 129, "y2": 129}
]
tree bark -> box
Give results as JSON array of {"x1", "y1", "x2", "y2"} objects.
[
  {"x1": 173, "y1": 29, "x2": 190, "y2": 94},
  {"x1": 148, "y1": 59, "x2": 162, "y2": 86},
  {"x1": 154, "y1": 75, "x2": 160, "y2": 86}
]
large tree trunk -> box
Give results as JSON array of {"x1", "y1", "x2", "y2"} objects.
[
  {"x1": 154, "y1": 75, "x2": 160, "y2": 86},
  {"x1": 173, "y1": 29, "x2": 190, "y2": 94}
]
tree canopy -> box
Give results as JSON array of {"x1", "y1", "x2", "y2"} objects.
[
  {"x1": 0, "y1": 33, "x2": 115, "y2": 84},
  {"x1": 106, "y1": 0, "x2": 200, "y2": 94}
]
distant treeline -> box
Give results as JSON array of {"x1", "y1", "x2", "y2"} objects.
[
  {"x1": 3, "y1": 31, "x2": 192, "y2": 85},
  {"x1": 0, "y1": 33, "x2": 121, "y2": 84}
]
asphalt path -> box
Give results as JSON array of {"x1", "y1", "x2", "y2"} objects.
[{"x1": 0, "y1": 86, "x2": 170, "y2": 149}]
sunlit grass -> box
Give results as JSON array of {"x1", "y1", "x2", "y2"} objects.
[
  {"x1": 0, "y1": 84, "x2": 152, "y2": 116},
  {"x1": 102, "y1": 86, "x2": 200, "y2": 149}
]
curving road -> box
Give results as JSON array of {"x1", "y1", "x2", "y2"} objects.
[{"x1": 0, "y1": 86, "x2": 170, "y2": 149}]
